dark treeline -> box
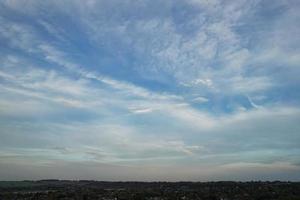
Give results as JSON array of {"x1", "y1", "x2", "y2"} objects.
[{"x1": 0, "y1": 180, "x2": 300, "y2": 200}]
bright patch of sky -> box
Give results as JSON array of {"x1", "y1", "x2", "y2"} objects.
[{"x1": 0, "y1": 0, "x2": 300, "y2": 181}]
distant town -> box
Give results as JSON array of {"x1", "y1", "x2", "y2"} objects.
[{"x1": 0, "y1": 180, "x2": 299, "y2": 200}]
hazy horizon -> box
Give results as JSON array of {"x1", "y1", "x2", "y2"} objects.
[{"x1": 0, "y1": 0, "x2": 300, "y2": 181}]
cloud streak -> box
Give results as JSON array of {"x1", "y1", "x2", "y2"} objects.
[{"x1": 0, "y1": 0, "x2": 300, "y2": 180}]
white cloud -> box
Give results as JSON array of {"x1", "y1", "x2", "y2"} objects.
[
  {"x1": 0, "y1": 0, "x2": 299, "y2": 180},
  {"x1": 192, "y1": 96, "x2": 209, "y2": 103},
  {"x1": 129, "y1": 107, "x2": 153, "y2": 114}
]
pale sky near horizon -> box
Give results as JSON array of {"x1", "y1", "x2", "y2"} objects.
[{"x1": 0, "y1": 0, "x2": 300, "y2": 181}]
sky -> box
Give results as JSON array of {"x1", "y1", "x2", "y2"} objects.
[{"x1": 0, "y1": 0, "x2": 300, "y2": 181}]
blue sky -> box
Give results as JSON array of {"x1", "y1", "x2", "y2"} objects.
[{"x1": 0, "y1": 0, "x2": 300, "y2": 181}]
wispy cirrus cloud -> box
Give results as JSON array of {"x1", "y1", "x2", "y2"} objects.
[{"x1": 0, "y1": 0, "x2": 300, "y2": 180}]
